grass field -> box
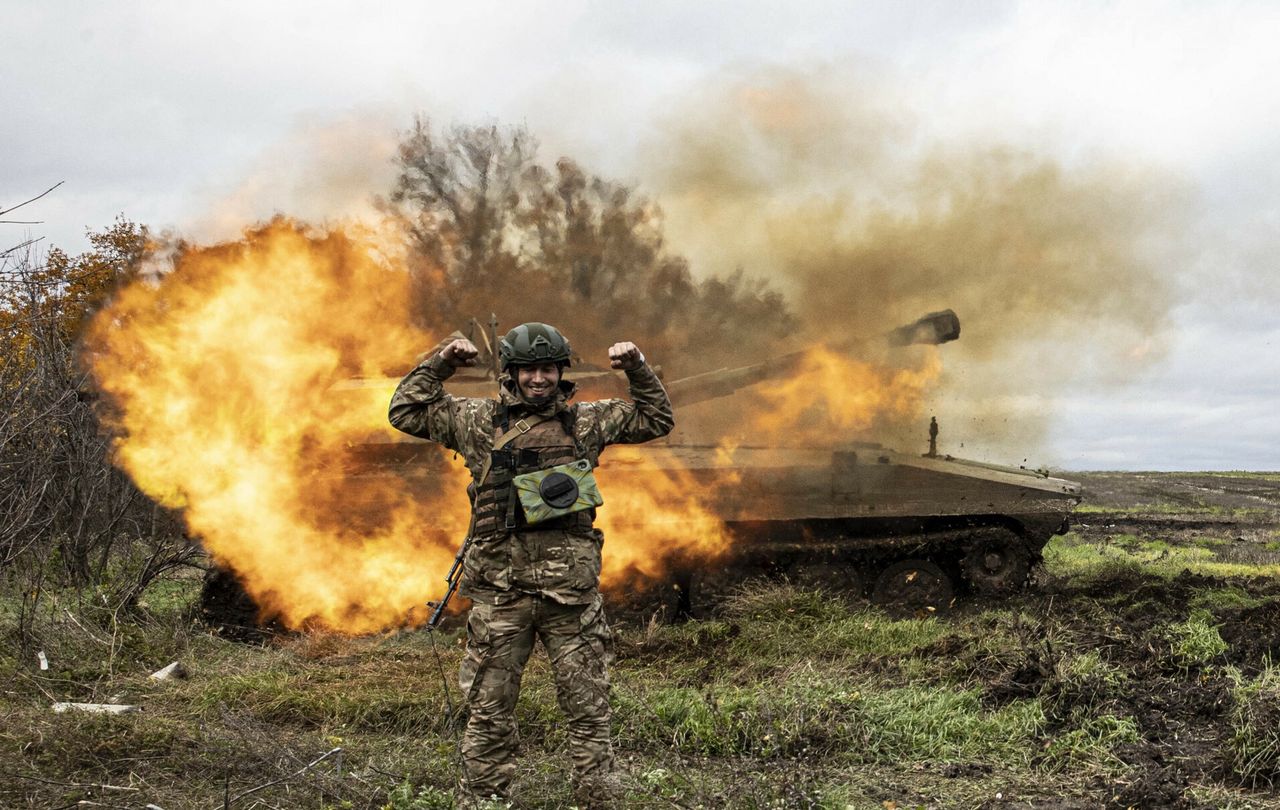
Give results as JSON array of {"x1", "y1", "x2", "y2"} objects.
[{"x1": 4, "y1": 471, "x2": 1280, "y2": 809}]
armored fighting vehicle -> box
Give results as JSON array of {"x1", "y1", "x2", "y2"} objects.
[
  {"x1": 338, "y1": 310, "x2": 1082, "y2": 615},
  {"x1": 631, "y1": 440, "x2": 1081, "y2": 615}
]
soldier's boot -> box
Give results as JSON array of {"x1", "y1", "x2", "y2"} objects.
[{"x1": 572, "y1": 768, "x2": 623, "y2": 809}]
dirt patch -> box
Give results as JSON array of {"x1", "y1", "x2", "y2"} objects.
[
  {"x1": 1071, "y1": 472, "x2": 1280, "y2": 517},
  {"x1": 1218, "y1": 598, "x2": 1280, "y2": 675},
  {"x1": 1034, "y1": 660, "x2": 1235, "y2": 807},
  {"x1": 974, "y1": 562, "x2": 1262, "y2": 805},
  {"x1": 1098, "y1": 755, "x2": 1202, "y2": 809}
]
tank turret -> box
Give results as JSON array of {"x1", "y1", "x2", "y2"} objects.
[{"x1": 617, "y1": 306, "x2": 1079, "y2": 614}]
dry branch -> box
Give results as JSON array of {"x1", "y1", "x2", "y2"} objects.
[
  {"x1": 228, "y1": 747, "x2": 344, "y2": 805},
  {"x1": 0, "y1": 180, "x2": 64, "y2": 217}
]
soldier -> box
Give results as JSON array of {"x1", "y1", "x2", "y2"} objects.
[
  {"x1": 388, "y1": 322, "x2": 673, "y2": 806},
  {"x1": 928, "y1": 416, "x2": 939, "y2": 457}
]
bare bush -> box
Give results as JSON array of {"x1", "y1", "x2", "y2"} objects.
[{"x1": 0, "y1": 224, "x2": 200, "y2": 646}]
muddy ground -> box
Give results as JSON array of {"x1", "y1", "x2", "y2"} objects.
[
  {"x1": 645, "y1": 470, "x2": 1280, "y2": 807},
  {"x1": 967, "y1": 471, "x2": 1280, "y2": 807}
]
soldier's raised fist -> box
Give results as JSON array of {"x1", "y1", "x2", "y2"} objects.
[
  {"x1": 440, "y1": 338, "x2": 479, "y2": 368},
  {"x1": 608, "y1": 341, "x2": 645, "y2": 371}
]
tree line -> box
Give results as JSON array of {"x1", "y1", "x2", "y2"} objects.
[{"x1": 386, "y1": 119, "x2": 794, "y2": 376}]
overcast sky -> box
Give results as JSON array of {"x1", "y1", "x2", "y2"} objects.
[{"x1": 4, "y1": 0, "x2": 1277, "y2": 471}]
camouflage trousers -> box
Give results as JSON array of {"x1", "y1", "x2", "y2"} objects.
[{"x1": 458, "y1": 591, "x2": 614, "y2": 800}]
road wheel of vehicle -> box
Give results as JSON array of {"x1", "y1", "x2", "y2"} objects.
[
  {"x1": 962, "y1": 531, "x2": 1031, "y2": 595},
  {"x1": 786, "y1": 559, "x2": 864, "y2": 599},
  {"x1": 871, "y1": 559, "x2": 953, "y2": 614}
]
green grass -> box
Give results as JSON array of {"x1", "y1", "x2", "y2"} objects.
[
  {"x1": 1227, "y1": 663, "x2": 1280, "y2": 787},
  {"x1": 8, "y1": 502, "x2": 1280, "y2": 809},
  {"x1": 1041, "y1": 713, "x2": 1141, "y2": 771},
  {"x1": 1192, "y1": 535, "x2": 1233, "y2": 549},
  {"x1": 1191, "y1": 586, "x2": 1266, "y2": 613},
  {"x1": 385, "y1": 780, "x2": 457, "y2": 810},
  {"x1": 615, "y1": 677, "x2": 1043, "y2": 765},
  {"x1": 628, "y1": 583, "x2": 954, "y2": 682},
  {"x1": 1073, "y1": 498, "x2": 1276, "y2": 520},
  {"x1": 183, "y1": 637, "x2": 458, "y2": 735},
  {"x1": 1165, "y1": 611, "x2": 1230, "y2": 667},
  {"x1": 1060, "y1": 651, "x2": 1126, "y2": 687},
  {"x1": 1199, "y1": 472, "x2": 1280, "y2": 482},
  {"x1": 1073, "y1": 503, "x2": 1119, "y2": 514},
  {"x1": 1041, "y1": 536, "x2": 1146, "y2": 584},
  {"x1": 1076, "y1": 501, "x2": 1217, "y2": 515},
  {"x1": 1045, "y1": 533, "x2": 1280, "y2": 581},
  {"x1": 136, "y1": 574, "x2": 202, "y2": 614}
]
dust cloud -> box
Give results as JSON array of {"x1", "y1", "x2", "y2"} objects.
[{"x1": 639, "y1": 66, "x2": 1186, "y2": 462}]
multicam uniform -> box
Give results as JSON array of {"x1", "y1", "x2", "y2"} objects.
[{"x1": 388, "y1": 352, "x2": 673, "y2": 800}]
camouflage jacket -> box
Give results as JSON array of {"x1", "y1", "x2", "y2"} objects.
[{"x1": 388, "y1": 354, "x2": 674, "y2": 604}]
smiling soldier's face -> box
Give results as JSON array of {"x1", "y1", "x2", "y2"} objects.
[{"x1": 516, "y1": 362, "x2": 561, "y2": 401}]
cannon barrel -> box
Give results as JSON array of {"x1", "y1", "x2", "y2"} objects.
[
  {"x1": 885, "y1": 309, "x2": 961, "y2": 347},
  {"x1": 665, "y1": 309, "x2": 959, "y2": 408}
]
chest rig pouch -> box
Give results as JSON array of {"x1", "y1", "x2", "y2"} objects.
[
  {"x1": 513, "y1": 459, "x2": 603, "y2": 524},
  {"x1": 472, "y1": 403, "x2": 601, "y2": 536}
]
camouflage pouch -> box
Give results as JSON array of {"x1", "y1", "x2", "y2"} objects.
[{"x1": 513, "y1": 459, "x2": 603, "y2": 525}]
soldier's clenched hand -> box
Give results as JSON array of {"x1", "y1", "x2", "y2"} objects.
[
  {"x1": 440, "y1": 338, "x2": 479, "y2": 368},
  {"x1": 608, "y1": 342, "x2": 645, "y2": 371}
]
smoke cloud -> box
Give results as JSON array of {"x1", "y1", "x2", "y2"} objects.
[{"x1": 639, "y1": 66, "x2": 1186, "y2": 460}]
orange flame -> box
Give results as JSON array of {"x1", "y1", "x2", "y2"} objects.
[
  {"x1": 84, "y1": 219, "x2": 736, "y2": 631},
  {"x1": 595, "y1": 445, "x2": 737, "y2": 582},
  {"x1": 751, "y1": 345, "x2": 941, "y2": 442},
  {"x1": 86, "y1": 220, "x2": 467, "y2": 633}
]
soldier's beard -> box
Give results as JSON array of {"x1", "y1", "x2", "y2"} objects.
[{"x1": 520, "y1": 391, "x2": 555, "y2": 407}]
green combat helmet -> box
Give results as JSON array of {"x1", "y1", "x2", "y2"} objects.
[{"x1": 499, "y1": 322, "x2": 572, "y2": 371}]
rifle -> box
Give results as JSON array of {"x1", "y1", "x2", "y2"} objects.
[
  {"x1": 426, "y1": 481, "x2": 483, "y2": 630},
  {"x1": 426, "y1": 533, "x2": 473, "y2": 629}
]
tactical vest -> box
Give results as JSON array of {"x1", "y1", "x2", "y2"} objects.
[{"x1": 472, "y1": 403, "x2": 596, "y2": 539}]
